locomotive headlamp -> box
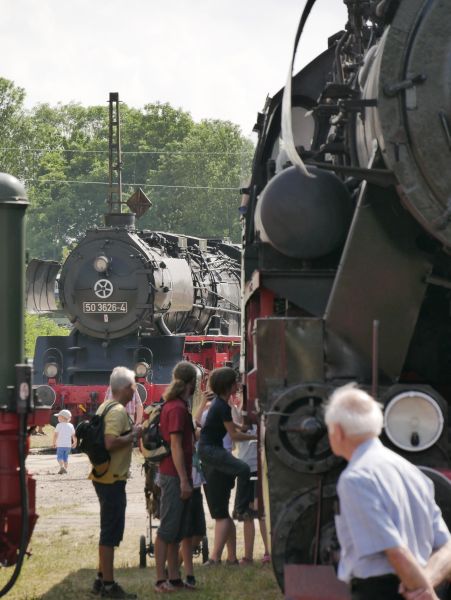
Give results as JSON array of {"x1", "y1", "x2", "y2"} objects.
[
  {"x1": 135, "y1": 362, "x2": 150, "y2": 378},
  {"x1": 44, "y1": 362, "x2": 59, "y2": 379},
  {"x1": 94, "y1": 255, "x2": 109, "y2": 273},
  {"x1": 384, "y1": 391, "x2": 444, "y2": 452},
  {"x1": 34, "y1": 385, "x2": 56, "y2": 407}
]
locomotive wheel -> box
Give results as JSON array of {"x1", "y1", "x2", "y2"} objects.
[
  {"x1": 139, "y1": 535, "x2": 147, "y2": 568},
  {"x1": 201, "y1": 535, "x2": 209, "y2": 563}
]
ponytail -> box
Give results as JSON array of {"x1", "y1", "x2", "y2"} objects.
[{"x1": 163, "y1": 361, "x2": 198, "y2": 402}]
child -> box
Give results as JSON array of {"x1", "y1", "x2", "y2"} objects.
[{"x1": 52, "y1": 409, "x2": 77, "y2": 474}]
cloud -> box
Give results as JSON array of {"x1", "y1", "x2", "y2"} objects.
[{"x1": 0, "y1": 0, "x2": 347, "y2": 135}]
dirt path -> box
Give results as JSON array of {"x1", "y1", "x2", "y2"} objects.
[{"x1": 27, "y1": 450, "x2": 148, "y2": 536}]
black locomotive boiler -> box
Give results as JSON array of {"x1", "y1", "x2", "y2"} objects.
[
  {"x1": 242, "y1": 0, "x2": 451, "y2": 594},
  {"x1": 27, "y1": 216, "x2": 240, "y2": 417},
  {"x1": 27, "y1": 94, "x2": 241, "y2": 420}
]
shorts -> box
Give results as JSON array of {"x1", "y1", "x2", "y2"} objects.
[
  {"x1": 202, "y1": 466, "x2": 235, "y2": 519},
  {"x1": 157, "y1": 473, "x2": 192, "y2": 543},
  {"x1": 56, "y1": 447, "x2": 71, "y2": 462},
  {"x1": 247, "y1": 472, "x2": 258, "y2": 505},
  {"x1": 186, "y1": 487, "x2": 206, "y2": 538},
  {"x1": 93, "y1": 480, "x2": 127, "y2": 547}
]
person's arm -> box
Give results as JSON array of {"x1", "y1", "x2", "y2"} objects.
[
  {"x1": 401, "y1": 540, "x2": 451, "y2": 600},
  {"x1": 224, "y1": 420, "x2": 257, "y2": 442},
  {"x1": 425, "y1": 539, "x2": 451, "y2": 587},
  {"x1": 135, "y1": 398, "x2": 143, "y2": 425},
  {"x1": 71, "y1": 433, "x2": 77, "y2": 449},
  {"x1": 104, "y1": 425, "x2": 141, "y2": 451},
  {"x1": 194, "y1": 391, "x2": 214, "y2": 426},
  {"x1": 170, "y1": 432, "x2": 192, "y2": 500},
  {"x1": 52, "y1": 427, "x2": 58, "y2": 448},
  {"x1": 384, "y1": 547, "x2": 438, "y2": 598}
]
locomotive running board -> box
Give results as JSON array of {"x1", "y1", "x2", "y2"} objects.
[
  {"x1": 26, "y1": 258, "x2": 60, "y2": 313},
  {"x1": 284, "y1": 565, "x2": 350, "y2": 600}
]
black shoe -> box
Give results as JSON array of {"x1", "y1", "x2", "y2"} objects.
[
  {"x1": 101, "y1": 582, "x2": 137, "y2": 598},
  {"x1": 91, "y1": 578, "x2": 103, "y2": 595}
]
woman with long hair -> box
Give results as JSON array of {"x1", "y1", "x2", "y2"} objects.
[
  {"x1": 154, "y1": 361, "x2": 198, "y2": 593},
  {"x1": 198, "y1": 367, "x2": 257, "y2": 564}
]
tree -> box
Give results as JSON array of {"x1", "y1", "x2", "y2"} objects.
[
  {"x1": 144, "y1": 119, "x2": 253, "y2": 241},
  {"x1": 0, "y1": 77, "x2": 255, "y2": 259},
  {"x1": 0, "y1": 78, "x2": 31, "y2": 178},
  {"x1": 25, "y1": 314, "x2": 69, "y2": 359}
]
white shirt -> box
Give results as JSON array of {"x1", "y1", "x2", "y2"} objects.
[
  {"x1": 55, "y1": 422, "x2": 75, "y2": 448},
  {"x1": 236, "y1": 425, "x2": 258, "y2": 472}
]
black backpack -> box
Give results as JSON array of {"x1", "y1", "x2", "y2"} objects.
[
  {"x1": 76, "y1": 401, "x2": 119, "y2": 477},
  {"x1": 141, "y1": 401, "x2": 171, "y2": 463}
]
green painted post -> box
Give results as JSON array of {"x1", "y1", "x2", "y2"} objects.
[{"x1": 0, "y1": 174, "x2": 29, "y2": 403}]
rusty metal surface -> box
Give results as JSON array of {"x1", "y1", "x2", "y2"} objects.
[
  {"x1": 126, "y1": 187, "x2": 152, "y2": 218},
  {"x1": 255, "y1": 317, "x2": 324, "y2": 408},
  {"x1": 284, "y1": 565, "x2": 350, "y2": 600}
]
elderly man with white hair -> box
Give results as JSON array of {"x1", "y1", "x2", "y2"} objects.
[
  {"x1": 90, "y1": 366, "x2": 142, "y2": 599},
  {"x1": 325, "y1": 384, "x2": 451, "y2": 600}
]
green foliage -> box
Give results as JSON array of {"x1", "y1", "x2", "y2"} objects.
[
  {"x1": 25, "y1": 314, "x2": 69, "y2": 358},
  {"x1": 0, "y1": 78, "x2": 253, "y2": 260}
]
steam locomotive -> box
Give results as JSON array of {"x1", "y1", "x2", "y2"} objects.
[
  {"x1": 27, "y1": 94, "x2": 240, "y2": 421},
  {"x1": 27, "y1": 219, "x2": 240, "y2": 419},
  {"x1": 242, "y1": 0, "x2": 451, "y2": 595}
]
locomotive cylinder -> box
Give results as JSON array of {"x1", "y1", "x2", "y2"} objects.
[
  {"x1": 254, "y1": 166, "x2": 353, "y2": 259},
  {"x1": 0, "y1": 173, "x2": 29, "y2": 401}
]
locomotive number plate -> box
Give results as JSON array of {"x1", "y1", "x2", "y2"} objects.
[{"x1": 83, "y1": 302, "x2": 128, "y2": 313}]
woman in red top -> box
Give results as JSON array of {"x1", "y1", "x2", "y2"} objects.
[{"x1": 154, "y1": 361, "x2": 197, "y2": 594}]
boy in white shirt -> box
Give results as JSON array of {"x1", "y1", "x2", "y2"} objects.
[{"x1": 52, "y1": 409, "x2": 77, "y2": 474}]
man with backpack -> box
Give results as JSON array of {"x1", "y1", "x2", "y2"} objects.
[{"x1": 89, "y1": 366, "x2": 142, "y2": 599}]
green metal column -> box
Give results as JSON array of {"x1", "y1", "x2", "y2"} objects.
[{"x1": 0, "y1": 174, "x2": 29, "y2": 403}]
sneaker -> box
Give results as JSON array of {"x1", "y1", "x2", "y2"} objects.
[
  {"x1": 91, "y1": 578, "x2": 103, "y2": 595},
  {"x1": 202, "y1": 559, "x2": 221, "y2": 567},
  {"x1": 184, "y1": 576, "x2": 196, "y2": 590},
  {"x1": 154, "y1": 581, "x2": 175, "y2": 594},
  {"x1": 225, "y1": 559, "x2": 239, "y2": 566},
  {"x1": 58, "y1": 468, "x2": 65, "y2": 475},
  {"x1": 101, "y1": 582, "x2": 137, "y2": 598}
]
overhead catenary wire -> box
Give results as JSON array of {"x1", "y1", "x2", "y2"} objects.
[
  {"x1": 0, "y1": 146, "x2": 245, "y2": 156},
  {"x1": 23, "y1": 178, "x2": 240, "y2": 191}
]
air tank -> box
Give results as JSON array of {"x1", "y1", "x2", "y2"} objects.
[{"x1": 254, "y1": 166, "x2": 353, "y2": 259}]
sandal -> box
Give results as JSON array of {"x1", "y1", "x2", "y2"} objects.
[
  {"x1": 239, "y1": 557, "x2": 253, "y2": 566},
  {"x1": 226, "y1": 559, "x2": 239, "y2": 566},
  {"x1": 154, "y1": 581, "x2": 175, "y2": 593},
  {"x1": 262, "y1": 553, "x2": 271, "y2": 564}
]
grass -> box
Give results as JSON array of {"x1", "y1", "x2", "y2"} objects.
[
  {"x1": 0, "y1": 536, "x2": 282, "y2": 599},
  {"x1": 0, "y1": 448, "x2": 283, "y2": 599}
]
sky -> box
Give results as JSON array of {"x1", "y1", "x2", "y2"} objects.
[{"x1": 0, "y1": 0, "x2": 347, "y2": 137}]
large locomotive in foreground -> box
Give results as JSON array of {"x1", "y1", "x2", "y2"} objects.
[
  {"x1": 243, "y1": 0, "x2": 451, "y2": 595},
  {"x1": 28, "y1": 94, "x2": 240, "y2": 420}
]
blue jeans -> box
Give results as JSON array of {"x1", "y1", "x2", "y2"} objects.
[
  {"x1": 56, "y1": 447, "x2": 71, "y2": 462},
  {"x1": 198, "y1": 443, "x2": 251, "y2": 515}
]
